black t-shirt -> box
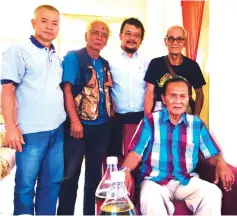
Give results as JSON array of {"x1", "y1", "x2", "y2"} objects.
[{"x1": 144, "y1": 55, "x2": 206, "y2": 101}]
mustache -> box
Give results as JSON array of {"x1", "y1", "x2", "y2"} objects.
[{"x1": 126, "y1": 40, "x2": 137, "y2": 44}]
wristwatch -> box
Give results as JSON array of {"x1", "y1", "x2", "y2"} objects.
[{"x1": 119, "y1": 166, "x2": 131, "y2": 172}]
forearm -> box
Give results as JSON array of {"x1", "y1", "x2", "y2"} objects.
[
  {"x1": 207, "y1": 154, "x2": 225, "y2": 167},
  {"x1": 122, "y1": 151, "x2": 141, "y2": 171},
  {"x1": 64, "y1": 92, "x2": 81, "y2": 124},
  {"x1": 1, "y1": 84, "x2": 17, "y2": 128},
  {"x1": 194, "y1": 91, "x2": 204, "y2": 116},
  {"x1": 144, "y1": 93, "x2": 154, "y2": 116}
]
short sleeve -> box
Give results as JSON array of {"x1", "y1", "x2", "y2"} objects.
[
  {"x1": 62, "y1": 51, "x2": 80, "y2": 85},
  {"x1": 144, "y1": 58, "x2": 157, "y2": 85},
  {"x1": 199, "y1": 122, "x2": 221, "y2": 159},
  {"x1": 188, "y1": 61, "x2": 206, "y2": 89},
  {"x1": 128, "y1": 117, "x2": 152, "y2": 157},
  {"x1": 1, "y1": 45, "x2": 26, "y2": 84}
]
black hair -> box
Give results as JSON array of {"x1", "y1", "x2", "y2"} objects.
[
  {"x1": 120, "y1": 17, "x2": 145, "y2": 40},
  {"x1": 161, "y1": 76, "x2": 192, "y2": 96}
]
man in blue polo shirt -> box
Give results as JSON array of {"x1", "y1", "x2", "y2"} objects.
[
  {"x1": 1, "y1": 5, "x2": 66, "y2": 215},
  {"x1": 57, "y1": 20, "x2": 114, "y2": 215}
]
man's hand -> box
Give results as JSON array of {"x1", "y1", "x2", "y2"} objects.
[
  {"x1": 124, "y1": 170, "x2": 133, "y2": 194},
  {"x1": 214, "y1": 160, "x2": 235, "y2": 191},
  {"x1": 70, "y1": 121, "x2": 83, "y2": 139},
  {"x1": 5, "y1": 125, "x2": 25, "y2": 152}
]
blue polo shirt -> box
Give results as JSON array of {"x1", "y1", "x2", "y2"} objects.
[
  {"x1": 0, "y1": 36, "x2": 66, "y2": 134},
  {"x1": 62, "y1": 51, "x2": 109, "y2": 125}
]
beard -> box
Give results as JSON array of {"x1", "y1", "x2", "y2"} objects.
[{"x1": 124, "y1": 46, "x2": 137, "y2": 54}]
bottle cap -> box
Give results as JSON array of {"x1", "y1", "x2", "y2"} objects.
[
  {"x1": 106, "y1": 156, "x2": 118, "y2": 164},
  {"x1": 111, "y1": 171, "x2": 125, "y2": 182}
]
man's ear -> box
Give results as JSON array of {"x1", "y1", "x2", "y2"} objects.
[
  {"x1": 183, "y1": 38, "x2": 187, "y2": 47},
  {"x1": 161, "y1": 95, "x2": 166, "y2": 105},
  {"x1": 31, "y1": 19, "x2": 35, "y2": 29},
  {"x1": 164, "y1": 37, "x2": 167, "y2": 47},
  {"x1": 119, "y1": 33, "x2": 122, "y2": 41},
  {"x1": 85, "y1": 32, "x2": 88, "y2": 42}
]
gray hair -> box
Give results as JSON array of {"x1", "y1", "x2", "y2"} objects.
[
  {"x1": 166, "y1": 25, "x2": 187, "y2": 38},
  {"x1": 86, "y1": 19, "x2": 111, "y2": 37},
  {"x1": 34, "y1": 5, "x2": 60, "y2": 18}
]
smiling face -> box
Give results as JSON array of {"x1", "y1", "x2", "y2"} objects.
[
  {"x1": 161, "y1": 81, "x2": 189, "y2": 121},
  {"x1": 31, "y1": 7, "x2": 60, "y2": 45},
  {"x1": 85, "y1": 21, "x2": 109, "y2": 53},
  {"x1": 120, "y1": 24, "x2": 142, "y2": 54}
]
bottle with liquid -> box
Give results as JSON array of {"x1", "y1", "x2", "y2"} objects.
[
  {"x1": 99, "y1": 171, "x2": 136, "y2": 216},
  {"x1": 95, "y1": 156, "x2": 118, "y2": 215}
]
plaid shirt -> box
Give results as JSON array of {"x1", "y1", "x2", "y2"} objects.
[{"x1": 128, "y1": 108, "x2": 220, "y2": 186}]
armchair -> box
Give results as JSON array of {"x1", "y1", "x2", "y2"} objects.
[
  {"x1": 0, "y1": 147, "x2": 15, "y2": 181},
  {"x1": 122, "y1": 124, "x2": 237, "y2": 215}
]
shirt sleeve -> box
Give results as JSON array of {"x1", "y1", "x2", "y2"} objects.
[
  {"x1": 128, "y1": 117, "x2": 152, "y2": 157},
  {"x1": 188, "y1": 61, "x2": 206, "y2": 89},
  {"x1": 144, "y1": 58, "x2": 157, "y2": 85},
  {"x1": 62, "y1": 51, "x2": 80, "y2": 85},
  {"x1": 199, "y1": 122, "x2": 221, "y2": 159},
  {"x1": 1, "y1": 45, "x2": 26, "y2": 84}
]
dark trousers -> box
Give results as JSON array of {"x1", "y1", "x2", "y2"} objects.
[
  {"x1": 107, "y1": 111, "x2": 144, "y2": 156},
  {"x1": 57, "y1": 120, "x2": 110, "y2": 216}
]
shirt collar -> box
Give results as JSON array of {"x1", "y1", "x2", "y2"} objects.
[
  {"x1": 161, "y1": 107, "x2": 189, "y2": 126},
  {"x1": 30, "y1": 35, "x2": 55, "y2": 51}
]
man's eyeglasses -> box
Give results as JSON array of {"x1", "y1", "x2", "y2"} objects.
[
  {"x1": 124, "y1": 31, "x2": 141, "y2": 40},
  {"x1": 166, "y1": 36, "x2": 185, "y2": 44}
]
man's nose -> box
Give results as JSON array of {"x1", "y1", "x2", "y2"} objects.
[
  {"x1": 174, "y1": 96, "x2": 182, "y2": 103},
  {"x1": 46, "y1": 23, "x2": 53, "y2": 30},
  {"x1": 96, "y1": 32, "x2": 104, "y2": 40},
  {"x1": 172, "y1": 39, "x2": 178, "y2": 44}
]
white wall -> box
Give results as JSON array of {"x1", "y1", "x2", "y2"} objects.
[
  {"x1": 145, "y1": 0, "x2": 183, "y2": 58},
  {"x1": 0, "y1": 0, "x2": 147, "y2": 41},
  {"x1": 209, "y1": 0, "x2": 237, "y2": 166}
]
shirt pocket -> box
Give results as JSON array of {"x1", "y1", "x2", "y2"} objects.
[
  {"x1": 134, "y1": 65, "x2": 146, "y2": 85},
  {"x1": 185, "y1": 142, "x2": 195, "y2": 155},
  {"x1": 183, "y1": 142, "x2": 199, "y2": 165},
  {"x1": 50, "y1": 57, "x2": 63, "y2": 86}
]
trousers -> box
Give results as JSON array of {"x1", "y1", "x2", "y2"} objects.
[{"x1": 140, "y1": 177, "x2": 222, "y2": 216}]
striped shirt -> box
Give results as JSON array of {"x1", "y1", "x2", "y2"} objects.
[{"x1": 128, "y1": 108, "x2": 220, "y2": 185}]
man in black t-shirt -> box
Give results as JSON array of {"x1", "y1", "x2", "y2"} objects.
[{"x1": 144, "y1": 25, "x2": 206, "y2": 116}]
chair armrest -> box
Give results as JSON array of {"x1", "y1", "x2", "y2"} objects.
[
  {"x1": 196, "y1": 159, "x2": 216, "y2": 183},
  {"x1": 197, "y1": 160, "x2": 237, "y2": 215},
  {"x1": 221, "y1": 164, "x2": 237, "y2": 215},
  {"x1": 0, "y1": 147, "x2": 15, "y2": 181}
]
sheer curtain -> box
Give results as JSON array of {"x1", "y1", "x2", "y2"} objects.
[{"x1": 181, "y1": 0, "x2": 205, "y2": 61}]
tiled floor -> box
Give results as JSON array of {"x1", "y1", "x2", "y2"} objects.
[{"x1": 0, "y1": 161, "x2": 85, "y2": 216}]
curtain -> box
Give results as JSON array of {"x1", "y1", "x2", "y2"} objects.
[{"x1": 181, "y1": 0, "x2": 205, "y2": 61}]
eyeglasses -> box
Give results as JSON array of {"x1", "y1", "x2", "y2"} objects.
[
  {"x1": 123, "y1": 31, "x2": 141, "y2": 40},
  {"x1": 166, "y1": 36, "x2": 185, "y2": 44}
]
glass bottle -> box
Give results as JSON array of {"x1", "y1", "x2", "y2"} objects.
[
  {"x1": 95, "y1": 156, "x2": 118, "y2": 215},
  {"x1": 99, "y1": 171, "x2": 136, "y2": 215}
]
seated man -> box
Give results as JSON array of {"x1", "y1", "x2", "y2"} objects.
[{"x1": 121, "y1": 76, "x2": 235, "y2": 216}]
